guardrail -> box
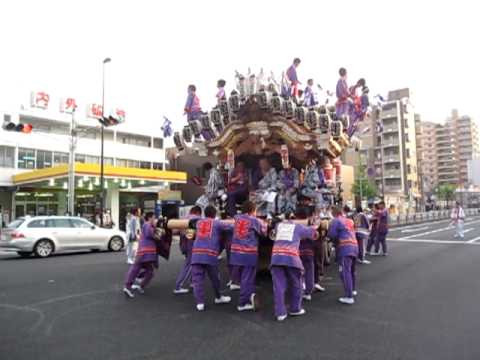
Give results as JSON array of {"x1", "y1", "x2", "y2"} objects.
[{"x1": 389, "y1": 208, "x2": 480, "y2": 227}]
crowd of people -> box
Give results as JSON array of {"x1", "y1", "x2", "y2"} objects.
[
  {"x1": 183, "y1": 58, "x2": 370, "y2": 142},
  {"x1": 196, "y1": 156, "x2": 336, "y2": 219},
  {"x1": 121, "y1": 199, "x2": 390, "y2": 322}
]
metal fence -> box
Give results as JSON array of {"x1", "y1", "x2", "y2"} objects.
[{"x1": 390, "y1": 208, "x2": 480, "y2": 227}]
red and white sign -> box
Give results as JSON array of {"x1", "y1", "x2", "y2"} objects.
[
  {"x1": 114, "y1": 108, "x2": 126, "y2": 122},
  {"x1": 86, "y1": 103, "x2": 103, "y2": 119},
  {"x1": 59, "y1": 98, "x2": 77, "y2": 114},
  {"x1": 30, "y1": 91, "x2": 50, "y2": 109}
]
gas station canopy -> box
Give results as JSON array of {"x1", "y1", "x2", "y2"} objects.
[{"x1": 12, "y1": 163, "x2": 187, "y2": 190}]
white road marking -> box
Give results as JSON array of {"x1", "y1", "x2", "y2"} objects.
[
  {"x1": 390, "y1": 238, "x2": 480, "y2": 245},
  {"x1": 466, "y1": 236, "x2": 480, "y2": 244},
  {"x1": 390, "y1": 216, "x2": 480, "y2": 232},
  {"x1": 401, "y1": 226, "x2": 429, "y2": 233},
  {"x1": 399, "y1": 220, "x2": 480, "y2": 239}
]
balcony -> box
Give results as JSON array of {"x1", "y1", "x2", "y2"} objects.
[
  {"x1": 383, "y1": 155, "x2": 401, "y2": 163},
  {"x1": 384, "y1": 186, "x2": 403, "y2": 193},
  {"x1": 382, "y1": 126, "x2": 399, "y2": 134}
]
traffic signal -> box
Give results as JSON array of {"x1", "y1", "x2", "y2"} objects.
[
  {"x1": 2, "y1": 115, "x2": 33, "y2": 133},
  {"x1": 99, "y1": 109, "x2": 125, "y2": 127}
]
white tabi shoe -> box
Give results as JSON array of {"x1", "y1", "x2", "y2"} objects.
[
  {"x1": 314, "y1": 283, "x2": 326, "y2": 292},
  {"x1": 381, "y1": 252, "x2": 388, "y2": 256},
  {"x1": 302, "y1": 294, "x2": 312, "y2": 301},
  {"x1": 338, "y1": 297, "x2": 355, "y2": 305},
  {"x1": 214, "y1": 295, "x2": 231, "y2": 304},
  {"x1": 173, "y1": 288, "x2": 190, "y2": 295},
  {"x1": 276, "y1": 314, "x2": 288, "y2": 322},
  {"x1": 131, "y1": 284, "x2": 145, "y2": 294},
  {"x1": 123, "y1": 287, "x2": 135, "y2": 298},
  {"x1": 226, "y1": 280, "x2": 232, "y2": 287},
  {"x1": 229, "y1": 284, "x2": 241, "y2": 291},
  {"x1": 362, "y1": 259, "x2": 372, "y2": 264},
  {"x1": 196, "y1": 303, "x2": 205, "y2": 311},
  {"x1": 289, "y1": 309, "x2": 306, "y2": 316},
  {"x1": 352, "y1": 290, "x2": 358, "y2": 296},
  {"x1": 237, "y1": 303, "x2": 255, "y2": 312}
]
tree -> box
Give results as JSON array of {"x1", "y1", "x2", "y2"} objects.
[
  {"x1": 351, "y1": 165, "x2": 377, "y2": 203},
  {"x1": 435, "y1": 184, "x2": 456, "y2": 208}
]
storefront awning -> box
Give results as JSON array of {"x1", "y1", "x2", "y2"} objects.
[{"x1": 12, "y1": 163, "x2": 187, "y2": 187}]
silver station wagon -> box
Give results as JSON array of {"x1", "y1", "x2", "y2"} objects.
[{"x1": 0, "y1": 216, "x2": 126, "y2": 258}]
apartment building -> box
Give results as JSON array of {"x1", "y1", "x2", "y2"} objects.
[
  {"x1": 415, "y1": 117, "x2": 437, "y2": 196},
  {"x1": 416, "y1": 109, "x2": 480, "y2": 189}
]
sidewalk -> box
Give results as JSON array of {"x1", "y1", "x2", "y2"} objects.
[{"x1": 389, "y1": 208, "x2": 480, "y2": 227}]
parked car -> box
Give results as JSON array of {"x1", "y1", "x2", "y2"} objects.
[{"x1": 0, "y1": 216, "x2": 126, "y2": 258}]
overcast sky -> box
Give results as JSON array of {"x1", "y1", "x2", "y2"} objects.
[{"x1": 0, "y1": 0, "x2": 479, "y2": 137}]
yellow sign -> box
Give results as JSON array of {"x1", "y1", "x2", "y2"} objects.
[{"x1": 158, "y1": 190, "x2": 182, "y2": 201}]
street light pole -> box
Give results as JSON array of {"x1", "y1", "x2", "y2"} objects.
[
  {"x1": 100, "y1": 57, "x2": 111, "y2": 227},
  {"x1": 67, "y1": 108, "x2": 77, "y2": 215}
]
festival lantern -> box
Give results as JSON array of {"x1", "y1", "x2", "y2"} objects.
[
  {"x1": 256, "y1": 88, "x2": 270, "y2": 109},
  {"x1": 210, "y1": 108, "x2": 224, "y2": 133},
  {"x1": 219, "y1": 99, "x2": 230, "y2": 125},
  {"x1": 173, "y1": 132, "x2": 184, "y2": 152},
  {"x1": 305, "y1": 109, "x2": 319, "y2": 130},
  {"x1": 282, "y1": 99, "x2": 295, "y2": 119},
  {"x1": 189, "y1": 120, "x2": 202, "y2": 138},
  {"x1": 229, "y1": 90, "x2": 241, "y2": 113},
  {"x1": 339, "y1": 114, "x2": 350, "y2": 130},
  {"x1": 319, "y1": 114, "x2": 330, "y2": 134},
  {"x1": 248, "y1": 74, "x2": 256, "y2": 96},
  {"x1": 331, "y1": 120, "x2": 343, "y2": 138},
  {"x1": 271, "y1": 93, "x2": 283, "y2": 114},
  {"x1": 182, "y1": 125, "x2": 193, "y2": 143},
  {"x1": 295, "y1": 106, "x2": 307, "y2": 126}
]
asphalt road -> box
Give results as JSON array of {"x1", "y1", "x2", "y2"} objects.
[{"x1": 1, "y1": 218, "x2": 480, "y2": 360}]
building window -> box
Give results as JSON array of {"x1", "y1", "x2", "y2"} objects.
[
  {"x1": 153, "y1": 138, "x2": 163, "y2": 149},
  {"x1": 36, "y1": 150, "x2": 53, "y2": 169},
  {"x1": 405, "y1": 133, "x2": 409, "y2": 142},
  {"x1": 104, "y1": 157, "x2": 114, "y2": 166},
  {"x1": 128, "y1": 160, "x2": 140, "y2": 168},
  {"x1": 0, "y1": 145, "x2": 15, "y2": 168},
  {"x1": 85, "y1": 155, "x2": 99, "y2": 164},
  {"x1": 54, "y1": 152, "x2": 69, "y2": 166},
  {"x1": 406, "y1": 149, "x2": 410, "y2": 158},
  {"x1": 116, "y1": 159, "x2": 127, "y2": 167},
  {"x1": 18, "y1": 148, "x2": 36, "y2": 169},
  {"x1": 140, "y1": 161, "x2": 151, "y2": 169},
  {"x1": 75, "y1": 154, "x2": 86, "y2": 163},
  {"x1": 152, "y1": 162, "x2": 163, "y2": 170},
  {"x1": 407, "y1": 165, "x2": 411, "y2": 174}
]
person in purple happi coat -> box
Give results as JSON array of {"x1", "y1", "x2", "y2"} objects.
[
  {"x1": 335, "y1": 67, "x2": 352, "y2": 118},
  {"x1": 184, "y1": 84, "x2": 202, "y2": 121},
  {"x1": 123, "y1": 212, "x2": 158, "y2": 298},
  {"x1": 366, "y1": 204, "x2": 379, "y2": 255},
  {"x1": 298, "y1": 208, "x2": 318, "y2": 302},
  {"x1": 286, "y1": 58, "x2": 301, "y2": 99},
  {"x1": 173, "y1": 206, "x2": 202, "y2": 295},
  {"x1": 328, "y1": 206, "x2": 359, "y2": 305},
  {"x1": 303, "y1": 79, "x2": 319, "y2": 108},
  {"x1": 270, "y1": 214, "x2": 318, "y2": 321},
  {"x1": 374, "y1": 201, "x2": 389, "y2": 256},
  {"x1": 229, "y1": 201, "x2": 267, "y2": 311},
  {"x1": 191, "y1": 205, "x2": 233, "y2": 311}
]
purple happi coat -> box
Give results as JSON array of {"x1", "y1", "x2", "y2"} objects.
[
  {"x1": 191, "y1": 218, "x2": 233, "y2": 266},
  {"x1": 328, "y1": 216, "x2": 359, "y2": 258},
  {"x1": 335, "y1": 78, "x2": 351, "y2": 118},
  {"x1": 136, "y1": 223, "x2": 159, "y2": 267},
  {"x1": 271, "y1": 221, "x2": 316, "y2": 270},
  {"x1": 376, "y1": 209, "x2": 389, "y2": 235},
  {"x1": 229, "y1": 214, "x2": 266, "y2": 267}
]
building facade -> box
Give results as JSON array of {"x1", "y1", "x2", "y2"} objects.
[
  {"x1": 0, "y1": 106, "x2": 186, "y2": 229},
  {"x1": 415, "y1": 109, "x2": 480, "y2": 190}
]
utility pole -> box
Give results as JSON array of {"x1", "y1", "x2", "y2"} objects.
[
  {"x1": 100, "y1": 57, "x2": 111, "y2": 227},
  {"x1": 68, "y1": 108, "x2": 77, "y2": 216}
]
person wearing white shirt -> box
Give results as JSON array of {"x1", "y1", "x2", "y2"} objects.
[{"x1": 450, "y1": 202, "x2": 465, "y2": 239}]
